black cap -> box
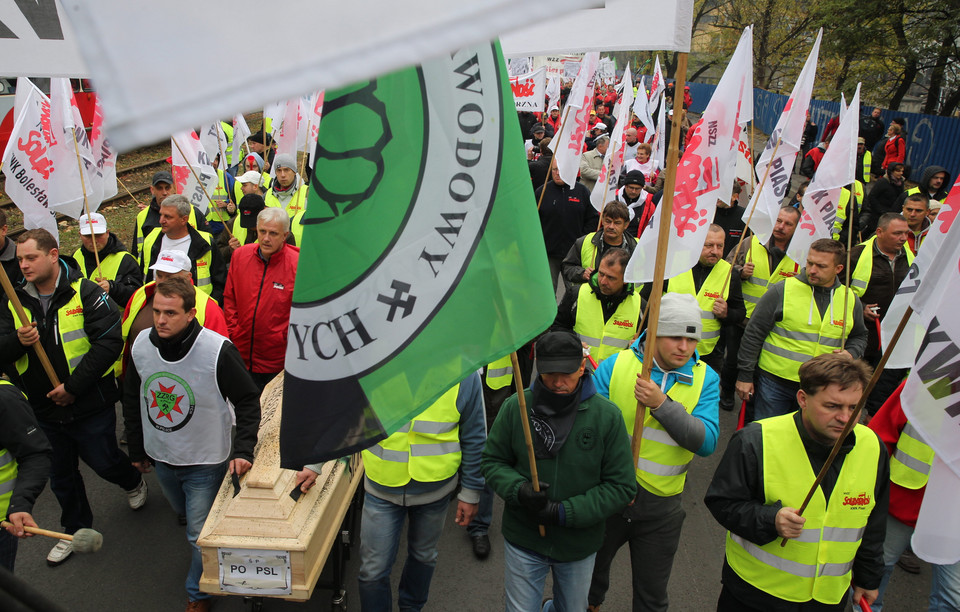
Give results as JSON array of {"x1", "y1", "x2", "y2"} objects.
[
  {"x1": 530, "y1": 123, "x2": 546, "y2": 136},
  {"x1": 152, "y1": 171, "x2": 173, "y2": 186},
  {"x1": 238, "y1": 194, "x2": 266, "y2": 229},
  {"x1": 623, "y1": 170, "x2": 646, "y2": 187},
  {"x1": 535, "y1": 331, "x2": 585, "y2": 374},
  {"x1": 248, "y1": 132, "x2": 273, "y2": 145}
]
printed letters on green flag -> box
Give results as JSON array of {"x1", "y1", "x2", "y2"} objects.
[{"x1": 280, "y1": 41, "x2": 556, "y2": 468}]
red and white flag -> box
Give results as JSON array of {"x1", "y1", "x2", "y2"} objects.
[
  {"x1": 90, "y1": 94, "x2": 118, "y2": 202},
  {"x1": 787, "y1": 85, "x2": 860, "y2": 263},
  {"x1": 510, "y1": 67, "x2": 546, "y2": 112},
  {"x1": 48, "y1": 77, "x2": 95, "y2": 219},
  {"x1": 591, "y1": 65, "x2": 634, "y2": 211},
  {"x1": 304, "y1": 91, "x2": 325, "y2": 167},
  {"x1": 1, "y1": 80, "x2": 59, "y2": 239},
  {"x1": 626, "y1": 27, "x2": 753, "y2": 283},
  {"x1": 549, "y1": 51, "x2": 599, "y2": 187},
  {"x1": 648, "y1": 56, "x2": 665, "y2": 117},
  {"x1": 743, "y1": 30, "x2": 822, "y2": 244},
  {"x1": 274, "y1": 96, "x2": 302, "y2": 162},
  {"x1": 171, "y1": 130, "x2": 217, "y2": 214}
]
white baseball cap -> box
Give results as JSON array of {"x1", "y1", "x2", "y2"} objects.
[
  {"x1": 78, "y1": 213, "x2": 108, "y2": 236},
  {"x1": 236, "y1": 170, "x2": 263, "y2": 185},
  {"x1": 149, "y1": 250, "x2": 192, "y2": 274}
]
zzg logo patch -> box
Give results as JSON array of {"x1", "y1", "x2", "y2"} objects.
[{"x1": 143, "y1": 372, "x2": 196, "y2": 433}]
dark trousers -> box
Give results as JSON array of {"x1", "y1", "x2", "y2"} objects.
[
  {"x1": 0, "y1": 530, "x2": 16, "y2": 572},
  {"x1": 588, "y1": 492, "x2": 686, "y2": 612},
  {"x1": 39, "y1": 408, "x2": 142, "y2": 533},
  {"x1": 717, "y1": 585, "x2": 846, "y2": 611},
  {"x1": 719, "y1": 325, "x2": 744, "y2": 396}
]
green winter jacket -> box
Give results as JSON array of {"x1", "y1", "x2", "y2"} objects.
[{"x1": 481, "y1": 378, "x2": 636, "y2": 562}]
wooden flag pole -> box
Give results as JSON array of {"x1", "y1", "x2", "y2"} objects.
[
  {"x1": 632, "y1": 52, "x2": 688, "y2": 465},
  {"x1": 0, "y1": 264, "x2": 60, "y2": 388},
  {"x1": 298, "y1": 118, "x2": 313, "y2": 180},
  {"x1": 171, "y1": 137, "x2": 233, "y2": 239},
  {"x1": 510, "y1": 351, "x2": 546, "y2": 537},
  {"x1": 70, "y1": 132, "x2": 104, "y2": 282},
  {"x1": 538, "y1": 105, "x2": 573, "y2": 211},
  {"x1": 116, "y1": 176, "x2": 146, "y2": 209},
  {"x1": 721, "y1": 137, "x2": 784, "y2": 294},
  {"x1": 780, "y1": 305, "x2": 914, "y2": 547},
  {"x1": 841, "y1": 183, "x2": 856, "y2": 350}
]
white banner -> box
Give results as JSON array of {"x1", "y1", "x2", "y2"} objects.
[
  {"x1": 591, "y1": 65, "x2": 634, "y2": 211},
  {"x1": 633, "y1": 76, "x2": 656, "y2": 141},
  {"x1": 89, "y1": 93, "x2": 118, "y2": 203},
  {"x1": 502, "y1": 0, "x2": 693, "y2": 57},
  {"x1": 545, "y1": 75, "x2": 561, "y2": 112},
  {"x1": 0, "y1": 0, "x2": 88, "y2": 76},
  {"x1": 1, "y1": 81, "x2": 60, "y2": 239},
  {"x1": 788, "y1": 85, "x2": 860, "y2": 263},
  {"x1": 626, "y1": 26, "x2": 753, "y2": 283},
  {"x1": 508, "y1": 57, "x2": 532, "y2": 76},
  {"x1": 231, "y1": 114, "x2": 251, "y2": 168},
  {"x1": 648, "y1": 56, "x2": 665, "y2": 117},
  {"x1": 171, "y1": 131, "x2": 217, "y2": 214},
  {"x1": 549, "y1": 52, "x2": 599, "y2": 187},
  {"x1": 743, "y1": 30, "x2": 822, "y2": 244},
  {"x1": 598, "y1": 57, "x2": 617, "y2": 85},
  {"x1": 273, "y1": 97, "x2": 302, "y2": 165},
  {"x1": 200, "y1": 121, "x2": 229, "y2": 168},
  {"x1": 510, "y1": 67, "x2": 546, "y2": 111},
  {"x1": 61, "y1": 0, "x2": 597, "y2": 151},
  {"x1": 912, "y1": 456, "x2": 960, "y2": 565},
  {"x1": 48, "y1": 77, "x2": 94, "y2": 218}
]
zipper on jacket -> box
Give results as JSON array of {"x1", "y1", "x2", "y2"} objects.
[{"x1": 248, "y1": 257, "x2": 269, "y2": 368}]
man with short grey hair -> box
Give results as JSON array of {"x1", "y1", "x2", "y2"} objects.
[
  {"x1": 223, "y1": 208, "x2": 299, "y2": 389},
  {"x1": 140, "y1": 194, "x2": 226, "y2": 303},
  {"x1": 580, "y1": 135, "x2": 609, "y2": 192}
]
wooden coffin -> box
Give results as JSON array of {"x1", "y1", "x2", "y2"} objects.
[{"x1": 198, "y1": 373, "x2": 363, "y2": 600}]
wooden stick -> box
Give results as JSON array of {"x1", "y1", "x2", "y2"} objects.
[
  {"x1": 780, "y1": 306, "x2": 914, "y2": 547},
  {"x1": 1, "y1": 521, "x2": 75, "y2": 541},
  {"x1": 595, "y1": 151, "x2": 616, "y2": 232},
  {"x1": 538, "y1": 105, "x2": 572, "y2": 210},
  {"x1": 171, "y1": 137, "x2": 233, "y2": 239},
  {"x1": 841, "y1": 184, "x2": 855, "y2": 350},
  {"x1": 70, "y1": 131, "x2": 103, "y2": 281},
  {"x1": 510, "y1": 351, "x2": 545, "y2": 537},
  {"x1": 632, "y1": 52, "x2": 688, "y2": 465},
  {"x1": 116, "y1": 176, "x2": 146, "y2": 209},
  {"x1": 0, "y1": 263, "x2": 60, "y2": 388}
]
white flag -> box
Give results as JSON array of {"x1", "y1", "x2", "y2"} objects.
[
  {"x1": 231, "y1": 114, "x2": 251, "y2": 168},
  {"x1": 305, "y1": 92, "x2": 325, "y2": 168},
  {"x1": 263, "y1": 101, "x2": 284, "y2": 137},
  {"x1": 788, "y1": 85, "x2": 860, "y2": 264},
  {"x1": 199, "y1": 121, "x2": 229, "y2": 168},
  {"x1": 549, "y1": 52, "x2": 599, "y2": 187},
  {"x1": 274, "y1": 97, "x2": 302, "y2": 163},
  {"x1": 48, "y1": 77, "x2": 94, "y2": 218},
  {"x1": 90, "y1": 94, "x2": 118, "y2": 202},
  {"x1": 912, "y1": 456, "x2": 960, "y2": 565},
  {"x1": 626, "y1": 27, "x2": 753, "y2": 283},
  {"x1": 743, "y1": 30, "x2": 822, "y2": 244},
  {"x1": 510, "y1": 67, "x2": 547, "y2": 112},
  {"x1": 651, "y1": 94, "x2": 667, "y2": 170},
  {"x1": 881, "y1": 174, "x2": 960, "y2": 367},
  {"x1": 648, "y1": 56, "x2": 665, "y2": 116},
  {"x1": 1, "y1": 81, "x2": 60, "y2": 239},
  {"x1": 735, "y1": 127, "x2": 754, "y2": 200},
  {"x1": 171, "y1": 131, "x2": 217, "y2": 214},
  {"x1": 545, "y1": 75, "x2": 561, "y2": 112},
  {"x1": 591, "y1": 65, "x2": 634, "y2": 211},
  {"x1": 633, "y1": 76, "x2": 656, "y2": 140}
]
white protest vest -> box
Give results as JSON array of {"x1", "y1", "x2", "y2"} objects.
[{"x1": 131, "y1": 327, "x2": 235, "y2": 466}]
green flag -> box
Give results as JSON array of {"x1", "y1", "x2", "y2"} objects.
[{"x1": 280, "y1": 41, "x2": 556, "y2": 468}]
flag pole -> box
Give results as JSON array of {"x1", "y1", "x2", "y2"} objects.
[
  {"x1": 538, "y1": 105, "x2": 572, "y2": 210},
  {"x1": 70, "y1": 131, "x2": 104, "y2": 282},
  {"x1": 780, "y1": 305, "x2": 914, "y2": 547},
  {"x1": 171, "y1": 137, "x2": 234, "y2": 239},
  {"x1": 510, "y1": 351, "x2": 546, "y2": 537},
  {"x1": 117, "y1": 176, "x2": 146, "y2": 209},
  {"x1": 298, "y1": 118, "x2": 313, "y2": 180},
  {"x1": 632, "y1": 52, "x2": 688, "y2": 465},
  {"x1": 841, "y1": 183, "x2": 856, "y2": 350},
  {"x1": 721, "y1": 137, "x2": 784, "y2": 294},
  {"x1": 0, "y1": 264, "x2": 60, "y2": 388}
]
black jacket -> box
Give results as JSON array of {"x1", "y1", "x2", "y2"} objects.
[
  {"x1": 892, "y1": 164, "x2": 952, "y2": 212},
  {"x1": 528, "y1": 154, "x2": 553, "y2": 191},
  {"x1": 553, "y1": 275, "x2": 641, "y2": 331},
  {"x1": 859, "y1": 176, "x2": 905, "y2": 235},
  {"x1": 142, "y1": 224, "x2": 227, "y2": 304},
  {"x1": 75, "y1": 233, "x2": 143, "y2": 310},
  {"x1": 639, "y1": 261, "x2": 747, "y2": 328},
  {"x1": 0, "y1": 260, "x2": 123, "y2": 422},
  {"x1": 0, "y1": 382, "x2": 52, "y2": 517},
  {"x1": 0, "y1": 236, "x2": 21, "y2": 287},
  {"x1": 858, "y1": 114, "x2": 885, "y2": 151},
  {"x1": 713, "y1": 205, "x2": 747, "y2": 257},
  {"x1": 560, "y1": 231, "x2": 637, "y2": 285},
  {"x1": 131, "y1": 197, "x2": 210, "y2": 260},
  {"x1": 536, "y1": 181, "x2": 598, "y2": 260},
  {"x1": 122, "y1": 319, "x2": 261, "y2": 465},
  {"x1": 705, "y1": 411, "x2": 889, "y2": 611},
  {"x1": 850, "y1": 241, "x2": 911, "y2": 362}
]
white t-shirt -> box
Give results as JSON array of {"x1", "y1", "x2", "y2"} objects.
[{"x1": 160, "y1": 233, "x2": 191, "y2": 255}]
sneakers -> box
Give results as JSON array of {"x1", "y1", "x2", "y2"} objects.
[
  {"x1": 47, "y1": 539, "x2": 73, "y2": 566},
  {"x1": 127, "y1": 479, "x2": 148, "y2": 510}
]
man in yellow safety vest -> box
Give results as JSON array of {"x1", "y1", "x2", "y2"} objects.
[{"x1": 73, "y1": 212, "x2": 143, "y2": 310}]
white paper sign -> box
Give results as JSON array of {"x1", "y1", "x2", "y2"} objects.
[{"x1": 218, "y1": 548, "x2": 292, "y2": 596}]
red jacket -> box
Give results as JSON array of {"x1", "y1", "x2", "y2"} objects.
[
  {"x1": 224, "y1": 243, "x2": 299, "y2": 373},
  {"x1": 882, "y1": 135, "x2": 905, "y2": 169},
  {"x1": 868, "y1": 380, "x2": 925, "y2": 527}
]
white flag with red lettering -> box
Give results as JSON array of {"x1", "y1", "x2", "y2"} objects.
[
  {"x1": 788, "y1": 85, "x2": 860, "y2": 263},
  {"x1": 549, "y1": 52, "x2": 599, "y2": 188},
  {"x1": 171, "y1": 130, "x2": 217, "y2": 214},
  {"x1": 511, "y1": 67, "x2": 546, "y2": 112},
  {"x1": 626, "y1": 27, "x2": 753, "y2": 283},
  {"x1": 591, "y1": 65, "x2": 634, "y2": 211},
  {"x1": 48, "y1": 77, "x2": 95, "y2": 218},
  {"x1": 274, "y1": 97, "x2": 302, "y2": 162},
  {"x1": 90, "y1": 94, "x2": 118, "y2": 202},
  {"x1": 743, "y1": 30, "x2": 822, "y2": 244},
  {"x1": 1, "y1": 80, "x2": 60, "y2": 239},
  {"x1": 231, "y1": 114, "x2": 251, "y2": 168},
  {"x1": 648, "y1": 56, "x2": 665, "y2": 116}
]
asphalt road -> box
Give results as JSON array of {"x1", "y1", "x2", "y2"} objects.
[{"x1": 9, "y1": 404, "x2": 931, "y2": 612}]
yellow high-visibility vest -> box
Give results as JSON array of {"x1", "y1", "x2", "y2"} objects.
[
  {"x1": 666, "y1": 260, "x2": 731, "y2": 356},
  {"x1": 741, "y1": 238, "x2": 798, "y2": 319}
]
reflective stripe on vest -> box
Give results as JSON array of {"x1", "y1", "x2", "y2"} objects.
[
  {"x1": 741, "y1": 238, "x2": 798, "y2": 318},
  {"x1": 832, "y1": 181, "x2": 864, "y2": 240},
  {"x1": 7, "y1": 279, "x2": 111, "y2": 377},
  {"x1": 141, "y1": 228, "x2": 216, "y2": 296},
  {"x1": 574, "y1": 283, "x2": 642, "y2": 363},
  {"x1": 264, "y1": 184, "x2": 309, "y2": 217},
  {"x1": 362, "y1": 384, "x2": 461, "y2": 486},
  {"x1": 608, "y1": 353, "x2": 706, "y2": 496},
  {"x1": 890, "y1": 422, "x2": 934, "y2": 489},
  {"x1": 862, "y1": 151, "x2": 872, "y2": 183},
  {"x1": 666, "y1": 260, "x2": 731, "y2": 356},
  {"x1": 206, "y1": 170, "x2": 231, "y2": 222},
  {"x1": 849, "y1": 236, "x2": 914, "y2": 297},
  {"x1": 758, "y1": 278, "x2": 856, "y2": 382},
  {"x1": 485, "y1": 355, "x2": 514, "y2": 390},
  {"x1": 135, "y1": 206, "x2": 200, "y2": 249},
  {"x1": 726, "y1": 414, "x2": 879, "y2": 604},
  {"x1": 579, "y1": 233, "x2": 599, "y2": 271},
  {"x1": 290, "y1": 209, "x2": 305, "y2": 246},
  {"x1": 0, "y1": 381, "x2": 20, "y2": 519}
]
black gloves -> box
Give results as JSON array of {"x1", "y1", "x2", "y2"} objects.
[
  {"x1": 517, "y1": 481, "x2": 550, "y2": 512},
  {"x1": 536, "y1": 500, "x2": 565, "y2": 526}
]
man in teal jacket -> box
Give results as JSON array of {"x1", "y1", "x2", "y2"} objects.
[{"x1": 482, "y1": 330, "x2": 635, "y2": 612}]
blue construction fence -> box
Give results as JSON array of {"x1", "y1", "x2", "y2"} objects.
[{"x1": 685, "y1": 82, "x2": 960, "y2": 182}]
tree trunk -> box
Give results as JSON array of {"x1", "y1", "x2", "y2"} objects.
[
  {"x1": 688, "y1": 60, "x2": 719, "y2": 83},
  {"x1": 923, "y1": 42, "x2": 949, "y2": 115},
  {"x1": 939, "y1": 87, "x2": 960, "y2": 117},
  {"x1": 887, "y1": 9, "x2": 916, "y2": 111}
]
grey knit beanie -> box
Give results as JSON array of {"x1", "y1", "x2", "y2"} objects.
[
  {"x1": 273, "y1": 153, "x2": 297, "y2": 172},
  {"x1": 657, "y1": 293, "x2": 702, "y2": 341}
]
